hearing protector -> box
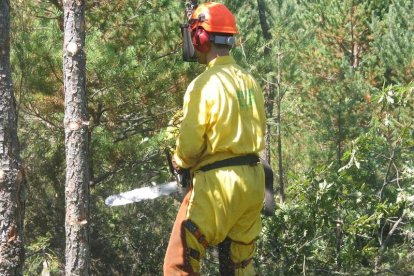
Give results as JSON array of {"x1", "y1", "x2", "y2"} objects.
[{"x1": 192, "y1": 27, "x2": 211, "y2": 53}]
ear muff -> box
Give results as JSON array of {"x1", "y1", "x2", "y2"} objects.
[{"x1": 192, "y1": 28, "x2": 211, "y2": 53}]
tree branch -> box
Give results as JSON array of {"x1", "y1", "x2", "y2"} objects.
[{"x1": 380, "y1": 211, "x2": 406, "y2": 252}]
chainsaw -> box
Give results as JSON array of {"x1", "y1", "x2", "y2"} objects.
[{"x1": 105, "y1": 149, "x2": 190, "y2": 207}]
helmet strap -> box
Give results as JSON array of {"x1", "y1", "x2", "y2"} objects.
[{"x1": 209, "y1": 35, "x2": 235, "y2": 46}]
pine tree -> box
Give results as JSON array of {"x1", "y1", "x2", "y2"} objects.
[
  {"x1": 0, "y1": 0, "x2": 26, "y2": 274},
  {"x1": 369, "y1": 0, "x2": 414, "y2": 85},
  {"x1": 63, "y1": 0, "x2": 90, "y2": 274}
]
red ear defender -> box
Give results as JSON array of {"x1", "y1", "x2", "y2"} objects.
[{"x1": 192, "y1": 28, "x2": 211, "y2": 53}]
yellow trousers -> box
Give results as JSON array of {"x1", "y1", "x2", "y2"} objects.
[{"x1": 164, "y1": 163, "x2": 265, "y2": 275}]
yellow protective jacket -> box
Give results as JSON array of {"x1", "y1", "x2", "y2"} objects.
[{"x1": 174, "y1": 56, "x2": 266, "y2": 170}]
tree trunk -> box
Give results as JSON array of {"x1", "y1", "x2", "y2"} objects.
[
  {"x1": 63, "y1": 0, "x2": 90, "y2": 275},
  {"x1": 0, "y1": 0, "x2": 26, "y2": 274},
  {"x1": 257, "y1": 0, "x2": 274, "y2": 163},
  {"x1": 335, "y1": 107, "x2": 343, "y2": 271},
  {"x1": 257, "y1": 0, "x2": 285, "y2": 203},
  {"x1": 276, "y1": 47, "x2": 285, "y2": 203}
]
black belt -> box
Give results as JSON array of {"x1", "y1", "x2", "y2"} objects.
[
  {"x1": 198, "y1": 154, "x2": 276, "y2": 216},
  {"x1": 198, "y1": 154, "x2": 260, "y2": 172}
]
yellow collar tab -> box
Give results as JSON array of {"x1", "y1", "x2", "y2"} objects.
[{"x1": 207, "y1": 56, "x2": 236, "y2": 68}]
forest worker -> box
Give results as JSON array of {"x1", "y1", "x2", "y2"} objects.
[{"x1": 163, "y1": 2, "x2": 266, "y2": 275}]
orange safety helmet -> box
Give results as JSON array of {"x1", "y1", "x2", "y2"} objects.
[
  {"x1": 190, "y1": 2, "x2": 238, "y2": 34},
  {"x1": 190, "y1": 2, "x2": 238, "y2": 53}
]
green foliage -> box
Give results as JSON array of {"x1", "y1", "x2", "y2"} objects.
[
  {"x1": 370, "y1": 0, "x2": 414, "y2": 85},
  {"x1": 257, "y1": 83, "x2": 413, "y2": 274},
  {"x1": 252, "y1": 0, "x2": 413, "y2": 274},
  {"x1": 25, "y1": 233, "x2": 61, "y2": 275}
]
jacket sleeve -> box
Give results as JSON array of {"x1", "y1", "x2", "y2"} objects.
[{"x1": 173, "y1": 79, "x2": 210, "y2": 168}]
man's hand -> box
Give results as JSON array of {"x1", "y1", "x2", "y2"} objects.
[
  {"x1": 172, "y1": 158, "x2": 184, "y2": 174},
  {"x1": 166, "y1": 149, "x2": 184, "y2": 174},
  {"x1": 165, "y1": 149, "x2": 190, "y2": 188}
]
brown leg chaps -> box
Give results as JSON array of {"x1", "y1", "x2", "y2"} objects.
[{"x1": 163, "y1": 191, "x2": 199, "y2": 276}]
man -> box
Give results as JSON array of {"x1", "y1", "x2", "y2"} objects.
[{"x1": 164, "y1": 2, "x2": 266, "y2": 275}]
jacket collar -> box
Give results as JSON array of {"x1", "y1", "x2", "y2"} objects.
[{"x1": 207, "y1": 56, "x2": 236, "y2": 69}]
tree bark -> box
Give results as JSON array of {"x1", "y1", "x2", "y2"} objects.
[
  {"x1": 276, "y1": 47, "x2": 285, "y2": 203},
  {"x1": 63, "y1": 0, "x2": 90, "y2": 275},
  {"x1": 257, "y1": 0, "x2": 285, "y2": 203},
  {"x1": 0, "y1": 0, "x2": 26, "y2": 274},
  {"x1": 335, "y1": 107, "x2": 344, "y2": 271},
  {"x1": 257, "y1": 0, "x2": 274, "y2": 163}
]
